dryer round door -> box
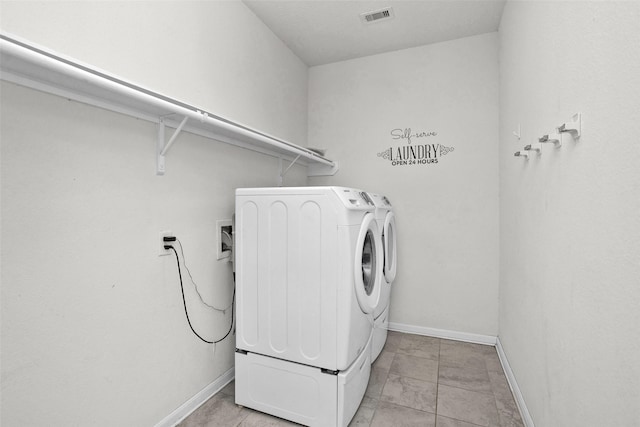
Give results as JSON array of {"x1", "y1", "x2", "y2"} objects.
[
  {"x1": 354, "y1": 213, "x2": 383, "y2": 314},
  {"x1": 383, "y1": 212, "x2": 397, "y2": 283}
]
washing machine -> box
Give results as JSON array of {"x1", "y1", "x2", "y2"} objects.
[
  {"x1": 367, "y1": 193, "x2": 397, "y2": 362},
  {"x1": 234, "y1": 186, "x2": 383, "y2": 427}
]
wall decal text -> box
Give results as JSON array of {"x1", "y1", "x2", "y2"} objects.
[
  {"x1": 390, "y1": 128, "x2": 438, "y2": 144},
  {"x1": 378, "y1": 127, "x2": 455, "y2": 166}
]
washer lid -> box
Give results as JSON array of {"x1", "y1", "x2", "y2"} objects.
[
  {"x1": 354, "y1": 213, "x2": 382, "y2": 314},
  {"x1": 383, "y1": 212, "x2": 397, "y2": 283}
]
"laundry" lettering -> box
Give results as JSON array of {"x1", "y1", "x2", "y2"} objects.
[{"x1": 389, "y1": 144, "x2": 440, "y2": 161}]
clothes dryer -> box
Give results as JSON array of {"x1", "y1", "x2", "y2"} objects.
[
  {"x1": 367, "y1": 193, "x2": 397, "y2": 362},
  {"x1": 235, "y1": 187, "x2": 383, "y2": 427}
]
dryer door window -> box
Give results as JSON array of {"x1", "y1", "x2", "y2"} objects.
[
  {"x1": 362, "y1": 230, "x2": 376, "y2": 296},
  {"x1": 354, "y1": 213, "x2": 382, "y2": 314},
  {"x1": 383, "y1": 212, "x2": 397, "y2": 283}
]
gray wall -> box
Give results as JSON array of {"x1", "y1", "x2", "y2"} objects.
[
  {"x1": 499, "y1": 1, "x2": 640, "y2": 425},
  {"x1": 0, "y1": 2, "x2": 308, "y2": 425},
  {"x1": 308, "y1": 33, "x2": 500, "y2": 338}
]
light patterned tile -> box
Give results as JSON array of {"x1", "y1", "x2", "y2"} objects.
[
  {"x1": 373, "y1": 349, "x2": 395, "y2": 372},
  {"x1": 437, "y1": 385, "x2": 500, "y2": 427},
  {"x1": 380, "y1": 373, "x2": 437, "y2": 413},
  {"x1": 436, "y1": 415, "x2": 484, "y2": 427},
  {"x1": 219, "y1": 380, "x2": 235, "y2": 396},
  {"x1": 440, "y1": 340, "x2": 494, "y2": 353},
  {"x1": 360, "y1": 396, "x2": 379, "y2": 409},
  {"x1": 371, "y1": 401, "x2": 436, "y2": 427},
  {"x1": 389, "y1": 353, "x2": 439, "y2": 383},
  {"x1": 439, "y1": 364, "x2": 493, "y2": 395},
  {"x1": 397, "y1": 334, "x2": 440, "y2": 361},
  {"x1": 384, "y1": 330, "x2": 404, "y2": 352},
  {"x1": 488, "y1": 370, "x2": 512, "y2": 401},
  {"x1": 349, "y1": 397, "x2": 377, "y2": 426},
  {"x1": 365, "y1": 366, "x2": 389, "y2": 399},
  {"x1": 494, "y1": 391, "x2": 524, "y2": 427},
  {"x1": 485, "y1": 356, "x2": 523, "y2": 426},
  {"x1": 440, "y1": 341, "x2": 490, "y2": 371},
  {"x1": 484, "y1": 349, "x2": 503, "y2": 373},
  {"x1": 238, "y1": 409, "x2": 299, "y2": 426},
  {"x1": 178, "y1": 393, "x2": 249, "y2": 427}
]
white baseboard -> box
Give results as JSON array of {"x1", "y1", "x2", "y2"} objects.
[
  {"x1": 154, "y1": 367, "x2": 235, "y2": 427},
  {"x1": 388, "y1": 322, "x2": 497, "y2": 346},
  {"x1": 496, "y1": 338, "x2": 535, "y2": 427}
]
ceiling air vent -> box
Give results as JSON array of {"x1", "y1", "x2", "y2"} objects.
[{"x1": 360, "y1": 7, "x2": 394, "y2": 24}]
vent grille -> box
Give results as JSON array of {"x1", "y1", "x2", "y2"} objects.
[
  {"x1": 365, "y1": 10, "x2": 390, "y2": 22},
  {"x1": 360, "y1": 7, "x2": 394, "y2": 24}
]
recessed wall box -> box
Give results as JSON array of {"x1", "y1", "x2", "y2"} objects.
[{"x1": 217, "y1": 219, "x2": 233, "y2": 260}]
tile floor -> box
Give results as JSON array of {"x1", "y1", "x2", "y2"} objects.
[{"x1": 178, "y1": 331, "x2": 524, "y2": 427}]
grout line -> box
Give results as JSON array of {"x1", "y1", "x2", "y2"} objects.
[
  {"x1": 437, "y1": 414, "x2": 485, "y2": 427},
  {"x1": 233, "y1": 404, "x2": 251, "y2": 427},
  {"x1": 368, "y1": 346, "x2": 396, "y2": 425}
]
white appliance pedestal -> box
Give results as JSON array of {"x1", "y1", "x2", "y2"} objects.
[{"x1": 235, "y1": 335, "x2": 372, "y2": 427}]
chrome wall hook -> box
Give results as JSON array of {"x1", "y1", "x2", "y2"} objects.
[{"x1": 514, "y1": 151, "x2": 529, "y2": 159}]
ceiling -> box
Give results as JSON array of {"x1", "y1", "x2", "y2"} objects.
[{"x1": 243, "y1": 0, "x2": 506, "y2": 67}]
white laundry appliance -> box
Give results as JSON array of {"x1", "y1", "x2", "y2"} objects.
[
  {"x1": 234, "y1": 186, "x2": 383, "y2": 427},
  {"x1": 367, "y1": 192, "x2": 397, "y2": 362}
]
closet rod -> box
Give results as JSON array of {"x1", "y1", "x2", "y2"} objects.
[{"x1": 0, "y1": 33, "x2": 336, "y2": 170}]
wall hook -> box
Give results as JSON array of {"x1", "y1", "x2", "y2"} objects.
[
  {"x1": 524, "y1": 142, "x2": 541, "y2": 155},
  {"x1": 557, "y1": 113, "x2": 581, "y2": 139},
  {"x1": 539, "y1": 133, "x2": 561, "y2": 148},
  {"x1": 514, "y1": 151, "x2": 529, "y2": 159}
]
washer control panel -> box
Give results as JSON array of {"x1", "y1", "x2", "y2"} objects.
[
  {"x1": 365, "y1": 192, "x2": 392, "y2": 208},
  {"x1": 333, "y1": 188, "x2": 374, "y2": 208}
]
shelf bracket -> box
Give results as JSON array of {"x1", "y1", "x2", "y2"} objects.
[
  {"x1": 156, "y1": 116, "x2": 189, "y2": 175},
  {"x1": 278, "y1": 154, "x2": 302, "y2": 186},
  {"x1": 1, "y1": 35, "x2": 339, "y2": 177}
]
